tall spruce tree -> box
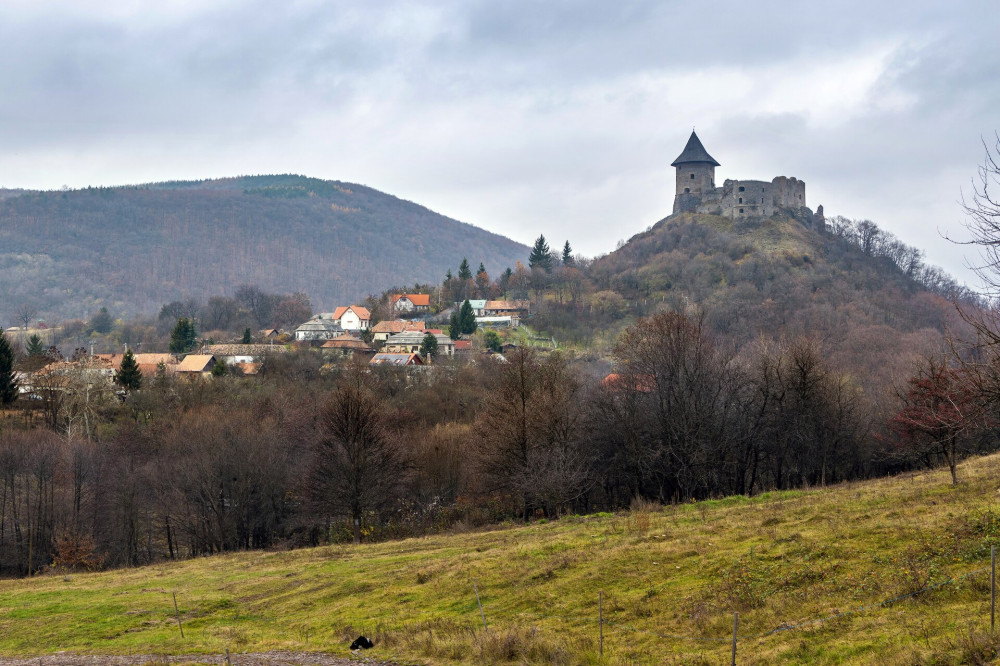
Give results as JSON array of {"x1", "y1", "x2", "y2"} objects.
[
  {"x1": 458, "y1": 258, "x2": 473, "y2": 281},
  {"x1": 25, "y1": 334, "x2": 45, "y2": 357},
  {"x1": 242, "y1": 328, "x2": 253, "y2": 344},
  {"x1": 169, "y1": 317, "x2": 198, "y2": 354},
  {"x1": 460, "y1": 299, "x2": 478, "y2": 335},
  {"x1": 448, "y1": 309, "x2": 462, "y2": 340},
  {"x1": 114, "y1": 349, "x2": 142, "y2": 391},
  {"x1": 0, "y1": 328, "x2": 17, "y2": 406},
  {"x1": 529, "y1": 235, "x2": 553, "y2": 273},
  {"x1": 562, "y1": 240, "x2": 575, "y2": 266}
]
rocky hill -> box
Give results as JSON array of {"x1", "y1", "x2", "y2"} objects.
[{"x1": 0, "y1": 175, "x2": 528, "y2": 319}]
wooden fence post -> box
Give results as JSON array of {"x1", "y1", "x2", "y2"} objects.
[
  {"x1": 173, "y1": 592, "x2": 184, "y2": 638},
  {"x1": 731, "y1": 612, "x2": 738, "y2": 666},
  {"x1": 992, "y1": 545, "x2": 996, "y2": 634},
  {"x1": 474, "y1": 583, "x2": 487, "y2": 631},
  {"x1": 599, "y1": 591, "x2": 604, "y2": 658}
]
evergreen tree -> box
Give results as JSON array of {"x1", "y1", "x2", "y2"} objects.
[
  {"x1": 528, "y1": 235, "x2": 553, "y2": 273},
  {"x1": 25, "y1": 334, "x2": 45, "y2": 357},
  {"x1": 562, "y1": 240, "x2": 575, "y2": 266},
  {"x1": 169, "y1": 317, "x2": 198, "y2": 354},
  {"x1": 89, "y1": 307, "x2": 113, "y2": 334},
  {"x1": 211, "y1": 359, "x2": 227, "y2": 377},
  {"x1": 114, "y1": 349, "x2": 143, "y2": 391},
  {"x1": 242, "y1": 328, "x2": 253, "y2": 344},
  {"x1": 419, "y1": 332, "x2": 439, "y2": 361},
  {"x1": 0, "y1": 328, "x2": 17, "y2": 406},
  {"x1": 499, "y1": 267, "x2": 514, "y2": 297},
  {"x1": 460, "y1": 299, "x2": 478, "y2": 335},
  {"x1": 458, "y1": 258, "x2": 473, "y2": 281},
  {"x1": 448, "y1": 309, "x2": 462, "y2": 340},
  {"x1": 444, "y1": 269, "x2": 453, "y2": 284},
  {"x1": 483, "y1": 329, "x2": 503, "y2": 353}
]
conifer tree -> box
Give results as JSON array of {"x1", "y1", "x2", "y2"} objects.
[
  {"x1": 0, "y1": 328, "x2": 17, "y2": 406},
  {"x1": 419, "y1": 332, "x2": 439, "y2": 361},
  {"x1": 25, "y1": 334, "x2": 45, "y2": 357},
  {"x1": 458, "y1": 258, "x2": 473, "y2": 281},
  {"x1": 169, "y1": 318, "x2": 197, "y2": 354},
  {"x1": 114, "y1": 349, "x2": 142, "y2": 391},
  {"x1": 529, "y1": 235, "x2": 553, "y2": 273},
  {"x1": 562, "y1": 240, "x2": 575, "y2": 267},
  {"x1": 448, "y1": 310, "x2": 462, "y2": 341},
  {"x1": 242, "y1": 328, "x2": 253, "y2": 344},
  {"x1": 460, "y1": 299, "x2": 478, "y2": 335}
]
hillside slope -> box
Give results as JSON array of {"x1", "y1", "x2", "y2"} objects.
[
  {"x1": 2, "y1": 455, "x2": 999, "y2": 664},
  {"x1": 0, "y1": 175, "x2": 528, "y2": 319},
  {"x1": 571, "y1": 211, "x2": 970, "y2": 388}
]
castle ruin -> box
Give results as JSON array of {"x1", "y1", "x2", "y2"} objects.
[{"x1": 671, "y1": 131, "x2": 820, "y2": 229}]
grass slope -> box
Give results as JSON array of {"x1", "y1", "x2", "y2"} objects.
[{"x1": 4, "y1": 456, "x2": 1000, "y2": 665}]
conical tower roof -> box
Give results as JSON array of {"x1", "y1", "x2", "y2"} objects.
[{"x1": 670, "y1": 131, "x2": 720, "y2": 167}]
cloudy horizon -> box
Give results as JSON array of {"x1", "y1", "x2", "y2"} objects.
[{"x1": 0, "y1": 0, "x2": 997, "y2": 286}]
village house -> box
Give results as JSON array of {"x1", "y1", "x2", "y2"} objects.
[
  {"x1": 370, "y1": 319, "x2": 425, "y2": 343},
  {"x1": 96, "y1": 352, "x2": 179, "y2": 378},
  {"x1": 332, "y1": 305, "x2": 371, "y2": 331},
  {"x1": 202, "y1": 343, "x2": 287, "y2": 366},
  {"x1": 321, "y1": 334, "x2": 375, "y2": 359},
  {"x1": 369, "y1": 352, "x2": 424, "y2": 366},
  {"x1": 390, "y1": 293, "x2": 431, "y2": 314},
  {"x1": 483, "y1": 300, "x2": 530, "y2": 316},
  {"x1": 176, "y1": 354, "x2": 217, "y2": 378},
  {"x1": 294, "y1": 316, "x2": 343, "y2": 342},
  {"x1": 383, "y1": 330, "x2": 455, "y2": 358}
]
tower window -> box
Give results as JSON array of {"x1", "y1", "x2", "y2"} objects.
[
  {"x1": 738, "y1": 197, "x2": 743, "y2": 204},
  {"x1": 738, "y1": 186, "x2": 745, "y2": 192},
  {"x1": 690, "y1": 173, "x2": 695, "y2": 179},
  {"x1": 761, "y1": 197, "x2": 764, "y2": 203},
  {"x1": 739, "y1": 208, "x2": 744, "y2": 214},
  {"x1": 684, "y1": 187, "x2": 690, "y2": 193}
]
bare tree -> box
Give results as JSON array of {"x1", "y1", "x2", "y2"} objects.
[
  {"x1": 959, "y1": 134, "x2": 1000, "y2": 297},
  {"x1": 310, "y1": 366, "x2": 408, "y2": 543},
  {"x1": 14, "y1": 304, "x2": 35, "y2": 331}
]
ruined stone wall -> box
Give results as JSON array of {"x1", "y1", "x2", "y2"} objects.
[{"x1": 771, "y1": 176, "x2": 806, "y2": 209}]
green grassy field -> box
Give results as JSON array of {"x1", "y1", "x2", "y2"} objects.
[{"x1": 4, "y1": 455, "x2": 1000, "y2": 665}]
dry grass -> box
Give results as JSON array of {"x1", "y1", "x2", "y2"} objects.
[{"x1": 3, "y1": 456, "x2": 1000, "y2": 663}]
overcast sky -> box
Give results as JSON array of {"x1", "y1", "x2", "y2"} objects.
[{"x1": 0, "y1": 0, "x2": 997, "y2": 285}]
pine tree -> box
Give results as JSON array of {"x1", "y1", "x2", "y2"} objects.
[
  {"x1": 169, "y1": 318, "x2": 197, "y2": 354},
  {"x1": 458, "y1": 258, "x2": 473, "y2": 281},
  {"x1": 483, "y1": 329, "x2": 503, "y2": 353},
  {"x1": 444, "y1": 269, "x2": 453, "y2": 284},
  {"x1": 26, "y1": 334, "x2": 45, "y2": 357},
  {"x1": 89, "y1": 307, "x2": 113, "y2": 334},
  {"x1": 460, "y1": 300, "x2": 478, "y2": 335},
  {"x1": 419, "y1": 332, "x2": 439, "y2": 361},
  {"x1": 562, "y1": 240, "x2": 575, "y2": 267},
  {"x1": 449, "y1": 309, "x2": 462, "y2": 340},
  {"x1": 0, "y1": 328, "x2": 17, "y2": 406},
  {"x1": 242, "y1": 328, "x2": 253, "y2": 344},
  {"x1": 528, "y1": 235, "x2": 553, "y2": 273},
  {"x1": 114, "y1": 349, "x2": 143, "y2": 391}
]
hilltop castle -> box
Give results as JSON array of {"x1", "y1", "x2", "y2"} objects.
[{"x1": 671, "y1": 131, "x2": 821, "y2": 229}]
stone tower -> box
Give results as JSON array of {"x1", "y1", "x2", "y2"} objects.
[{"x1": 671, "y1": 130, "x2": 720, "y2": 214}]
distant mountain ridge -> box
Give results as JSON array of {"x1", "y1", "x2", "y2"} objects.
[{"x1": 0, "y1": 175, "x2": 529, "y2": 319}]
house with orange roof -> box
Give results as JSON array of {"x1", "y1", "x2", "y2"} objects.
[
  {"x1": 370, "y1": 319, "x2": 425, "y2": 343},
  {"x1": 389, "y1": 293, "x2": 431, "y2": 314},
  {"x1": 332, "y1": 305, "x2": 371, "y2": 331},
  {"x1": 321, "y1": 334, "x2": 375, "y2": 359}
]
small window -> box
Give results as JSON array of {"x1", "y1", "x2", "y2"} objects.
[
  {"x1": 684, "y1": 187, "x2": 690, "y2": 193},
  {"x1": 799, "y1": 194, "x2": 802, "y2": 200},
  {"x1": 738, "y1": 197, "x2": 743, "y2": 204},
  {"x1": 738, "y1": 186, "x2": 745, "y2": 192},
  {"x1": 761, "y1": 197, "x2": 764, "y2": 203},
  {"x1": 690, "y1": 173, "x2": 695, "y2": 179},
  {"x1": 739, "y1": 208, "x2": 744, "y2": 214}
]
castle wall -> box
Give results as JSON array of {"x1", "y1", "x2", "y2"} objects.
[
  {"x1": 771, "y1": 176, "x2": 806, "y2": 209},
  {"x1": 720, "y1": 179, "x2": 771, "y2": 218}
]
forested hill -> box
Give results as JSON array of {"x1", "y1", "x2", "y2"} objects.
[
  {"x1": 575, "y1": 209, "x2": 975, "y2": 391},
  {"x1": 0, "y1": 175, "x2": 528, "y2": 318}
]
